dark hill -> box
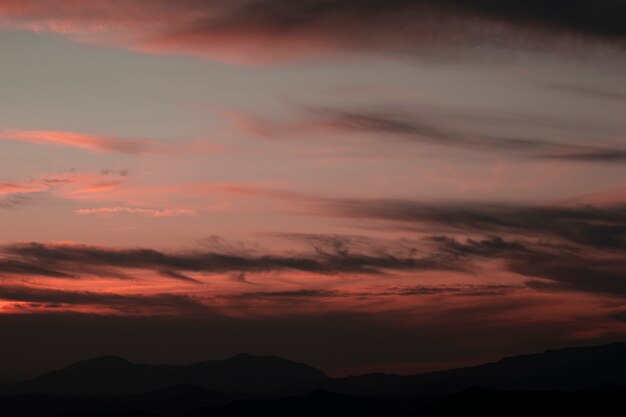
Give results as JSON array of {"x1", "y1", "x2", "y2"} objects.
[
  {"x1": 12, "y1": 354, "x2": 328, "y2": 396},
  {"x1": 326, "y1": 342, "x2": 626, "y2": 396}
]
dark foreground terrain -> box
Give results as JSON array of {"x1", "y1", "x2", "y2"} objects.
[{"x1": 2, "y1": 343, "x2": 626, "y2": 416}]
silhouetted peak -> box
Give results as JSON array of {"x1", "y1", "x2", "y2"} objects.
[
  {"x1": 229, "y1": 353, "x2": 255, "y2": 360},
  {"x1": 304, "y1": 388, "x2": 347, "y2": 399}
]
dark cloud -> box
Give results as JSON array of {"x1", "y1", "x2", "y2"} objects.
[
  {"x1": 0, "y1": 259, "x2": 75, "y2": 279},
  {"x1": 0, "y1": 239, "x2": 460, "y2": 282},
  {"x1": 543, "y1": 149, "x2": 626, "y2": 162},
  {"x1": 430, "y1": 235, "x2": 626, "y2": 297},
  {"x1": 430, "y1": 235, "x2": 530, "y2": 257},
  {"x1": 300, "y1": 200, "x2": 626, "y2": 298},
  {"x1": 441, "y1": 0, "x2": 626, "y2": 39},
  {"x1": 305, "y1": 108, "x2": 626, "y2": 162},
  {"x1": 330, "y1": 200, "x2": 626, "y2": 249},
  {"x1": 152, "y1": 0, "x2": 626, "y2": 55},
  {"x1": 0, "y1": 194, "x2": 30, "y2": 209},
  {"x1": 0, "y1": 285, "x2": 209, "y2": 314},
  {"x1": 227, "y1": 283, "x2": 521, "y2": 303},
  {"x1": 158, "y1": 270, "x2": 204, "y2": 284},
  {"x1": 542, "y1": 81, "x2": 626, "y2": 102},
  {"x1": 384, "y1": 283, "x2": 521, "y2": 297},
  {"x1": 235, "y1": 289, "x2": 338, "y2": 300},
  {"x1": 515, "y1": 255, "x2": 626, "y2": 296},
  {"x1": 2, "y1": 0, "x2": 625, "y2": 63}
]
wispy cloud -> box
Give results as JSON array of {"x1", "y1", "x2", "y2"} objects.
[
  {"x1": 328, "y1": 199, "x2": 626, "y2": 249},
  {"x1": 0, "y1": 171, "x2": 128, "y2": 207},
  {"x1": 0, "y1": 128, "x2": 161, "y2": 154},
  {"x1": 234, "y1": 106, "x2": 626, "y2": 162},
  {"x1": 542, "y1": 81, "x2": 626, "y2": 102},
  {"x1": 0, "y1": 284, "x2": 209, "y2": 314},
  {"x1": 0, "y1": 239, "x2": 460, "y2": 283},
  {"x1": 0, "y1": 128, "x2": 230, "y2": 156},
  {"x1": 74, "y1": 207, "x2": 197, "y2": 218},
  {"x1": 1, "y1": 1, "x2": 624, "y2": 63}
]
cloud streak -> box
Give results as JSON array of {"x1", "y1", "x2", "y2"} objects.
[
  {"x1": 329, "y1": 200, "x2": 626, "y2": 249},
  {"x1": 0, "y1": 171, "x2": 128, "y2": 207},
  {"x1": 237, "y1": 107, "x2": 626, "y2": 162},
  {"x1": 0, "y1": 128, "x2": 162, "y2": 154},
  {"x1": 319, "y1": 198, "x2": 626, "y2": 298},
  {"x1": 0, "y1": 284, "x2": 209, "y2": 314},
  {"x1": 1, "y1": 0, "x2": 624, "y2": 63},
  {"x1": 74, "y1": 207, "x2": 197, "y2": 218},
  {"x1": 0, "y1": 239, "x2": 460, "y2": 283}
]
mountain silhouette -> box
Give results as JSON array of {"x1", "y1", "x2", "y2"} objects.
[
  {"x1": 4, "y1": 343, "x2": 626, "y2": 416},
  {"x1": 11, "y1": 354, "x2": 328, "y2": 396},
  {"x1": 325, "y1": 342, "x2": 626, "y2": 396}
]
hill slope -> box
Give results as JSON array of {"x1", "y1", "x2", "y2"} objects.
[{"x1": 12, "y1": 354, "x2": 328, "y2": 396}]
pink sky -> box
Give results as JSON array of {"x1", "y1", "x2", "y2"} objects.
[{"x1": 0, "y1": 0, "x2": 626, "y2": 378}]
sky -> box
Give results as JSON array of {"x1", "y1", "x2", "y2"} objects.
[{"x1": 1, "y1": 0, "x2": 626, "y2": 380}]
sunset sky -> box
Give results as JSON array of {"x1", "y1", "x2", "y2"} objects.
[{"x1": 1, "y1": 0, "x2": 626, "y2": 380}]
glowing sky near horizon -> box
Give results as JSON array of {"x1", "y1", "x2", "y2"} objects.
[{"x1": 1, "y1": 0, "x2": 626, "y2": 378}]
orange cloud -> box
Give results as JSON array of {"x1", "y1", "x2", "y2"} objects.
[
  {"x1": 0, "y1": 180, "x2": 50, "y2": 196},
  {"x1": 0, "y1": 128, "x2": 162, "y2": 154},
  {"x1": 0, "y1": 127, "x2": 232, "y2": 156},
  {"x1": 75, "y1": 207, "x2": 197, "y2": 218},
  {"x1": 1, "y1": 0, "x2": 622, "y2": 64},
  {"x1": 0, "y1": 171, "x2": 127, "y2": 203}
]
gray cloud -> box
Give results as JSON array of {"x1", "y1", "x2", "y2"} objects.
[
  {"x1": 431, "y1": 235, "x2": 626, "y2": 297},
  {"x1": 542, "y1": 81, "x2": 626, "y2": 102},
  {"x1": 306, "y1": 108, "x2": 626, "y2": 162},
  {"x1": 0, "y1": 285, "x2": 209, "y2": 314},
  {"x1": 153, "y1": 0, "x2": 626, "y2": 56},
  {"x1": 0, "y1": 239, "x2": 460, "y2": 282},
  {"x1": 2, "y1": 0, "x2": 625, "y2": 63},
  {"x1": 330, "y1": 200, "x2": 626, "y2": 249}
]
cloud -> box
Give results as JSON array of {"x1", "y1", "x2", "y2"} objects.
[
  {"x1": 237, "y1": 107, "x2": 626, "y2": 162},
  {"x1": 0, "y1": 194, "x2": 29, "y2": 209},
  {"x1": 0, "y1": 284, "x2": 209, "y2": 314},
  {"x1": 74, "y1": 207, "x2": 198, "y2": 218},
  {"x1": 235, "y1": 289, "x2": 338, "y2": 300},
  {"x1": 542, "y1": 81, "x2": 626, "y2": 102},
  {"x1": 0, "y1": 238, "x2": 461, "y2": 283},
  {"x1": 230, "y1": 284, "x2": 521, "y2": 302},
  {"x1": 0, "y1": 128, "x2": 230, "y2": 156},
  {"x1": 276, "y1": 199, "x2": 626, "y2": 298},
  {"x1": 430, "y1": 235, "x2": 626, "y2": 298},
  {"x1": 0, "y1": 258, "x2": 74, "y2": 279},
  {"x1": 388, "y1": 283, "x2": 520, "y2": 297},
  {"x1": 0, "y1": 128, "x2": 162, "y2": 154},
  {"x1": 329, "y1": 200, "x2": 626, "y2": 249},
  {"x1": 0, "y1": 1, "x2": 624, "y2": 63},
  {"x1": 0, "y1": 171, "x2": 128, "y2": 206}
]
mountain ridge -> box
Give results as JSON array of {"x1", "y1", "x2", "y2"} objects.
[
  {"x1": 11, "y1": 353, "x2": 328, "y2": 396},
  {"x1": 7, "y1": 343, "x2": 626, "y2": 397}
]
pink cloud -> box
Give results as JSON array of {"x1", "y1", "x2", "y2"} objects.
[
  {"x1": 0, "y1": 127, "x2": 231, "y2": 156},
  {"x1": 0, "y1": 1, "x2": 619, "y2": 64},
  {"x1": 0, "y1": 171, "x2": 127, "y2": 202},
  {"x1": 555, "y1": 185, "x2": 626, "y2": 207},
  {"x1": 0, "y1": 180, "x2": 50, "y2": 196},
  {"x1": 0, "y1": 128, "x2": 162, "y2": 154},
  {"x1": 75, "y1": 207, "x2": 197, "y2": 218}
]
